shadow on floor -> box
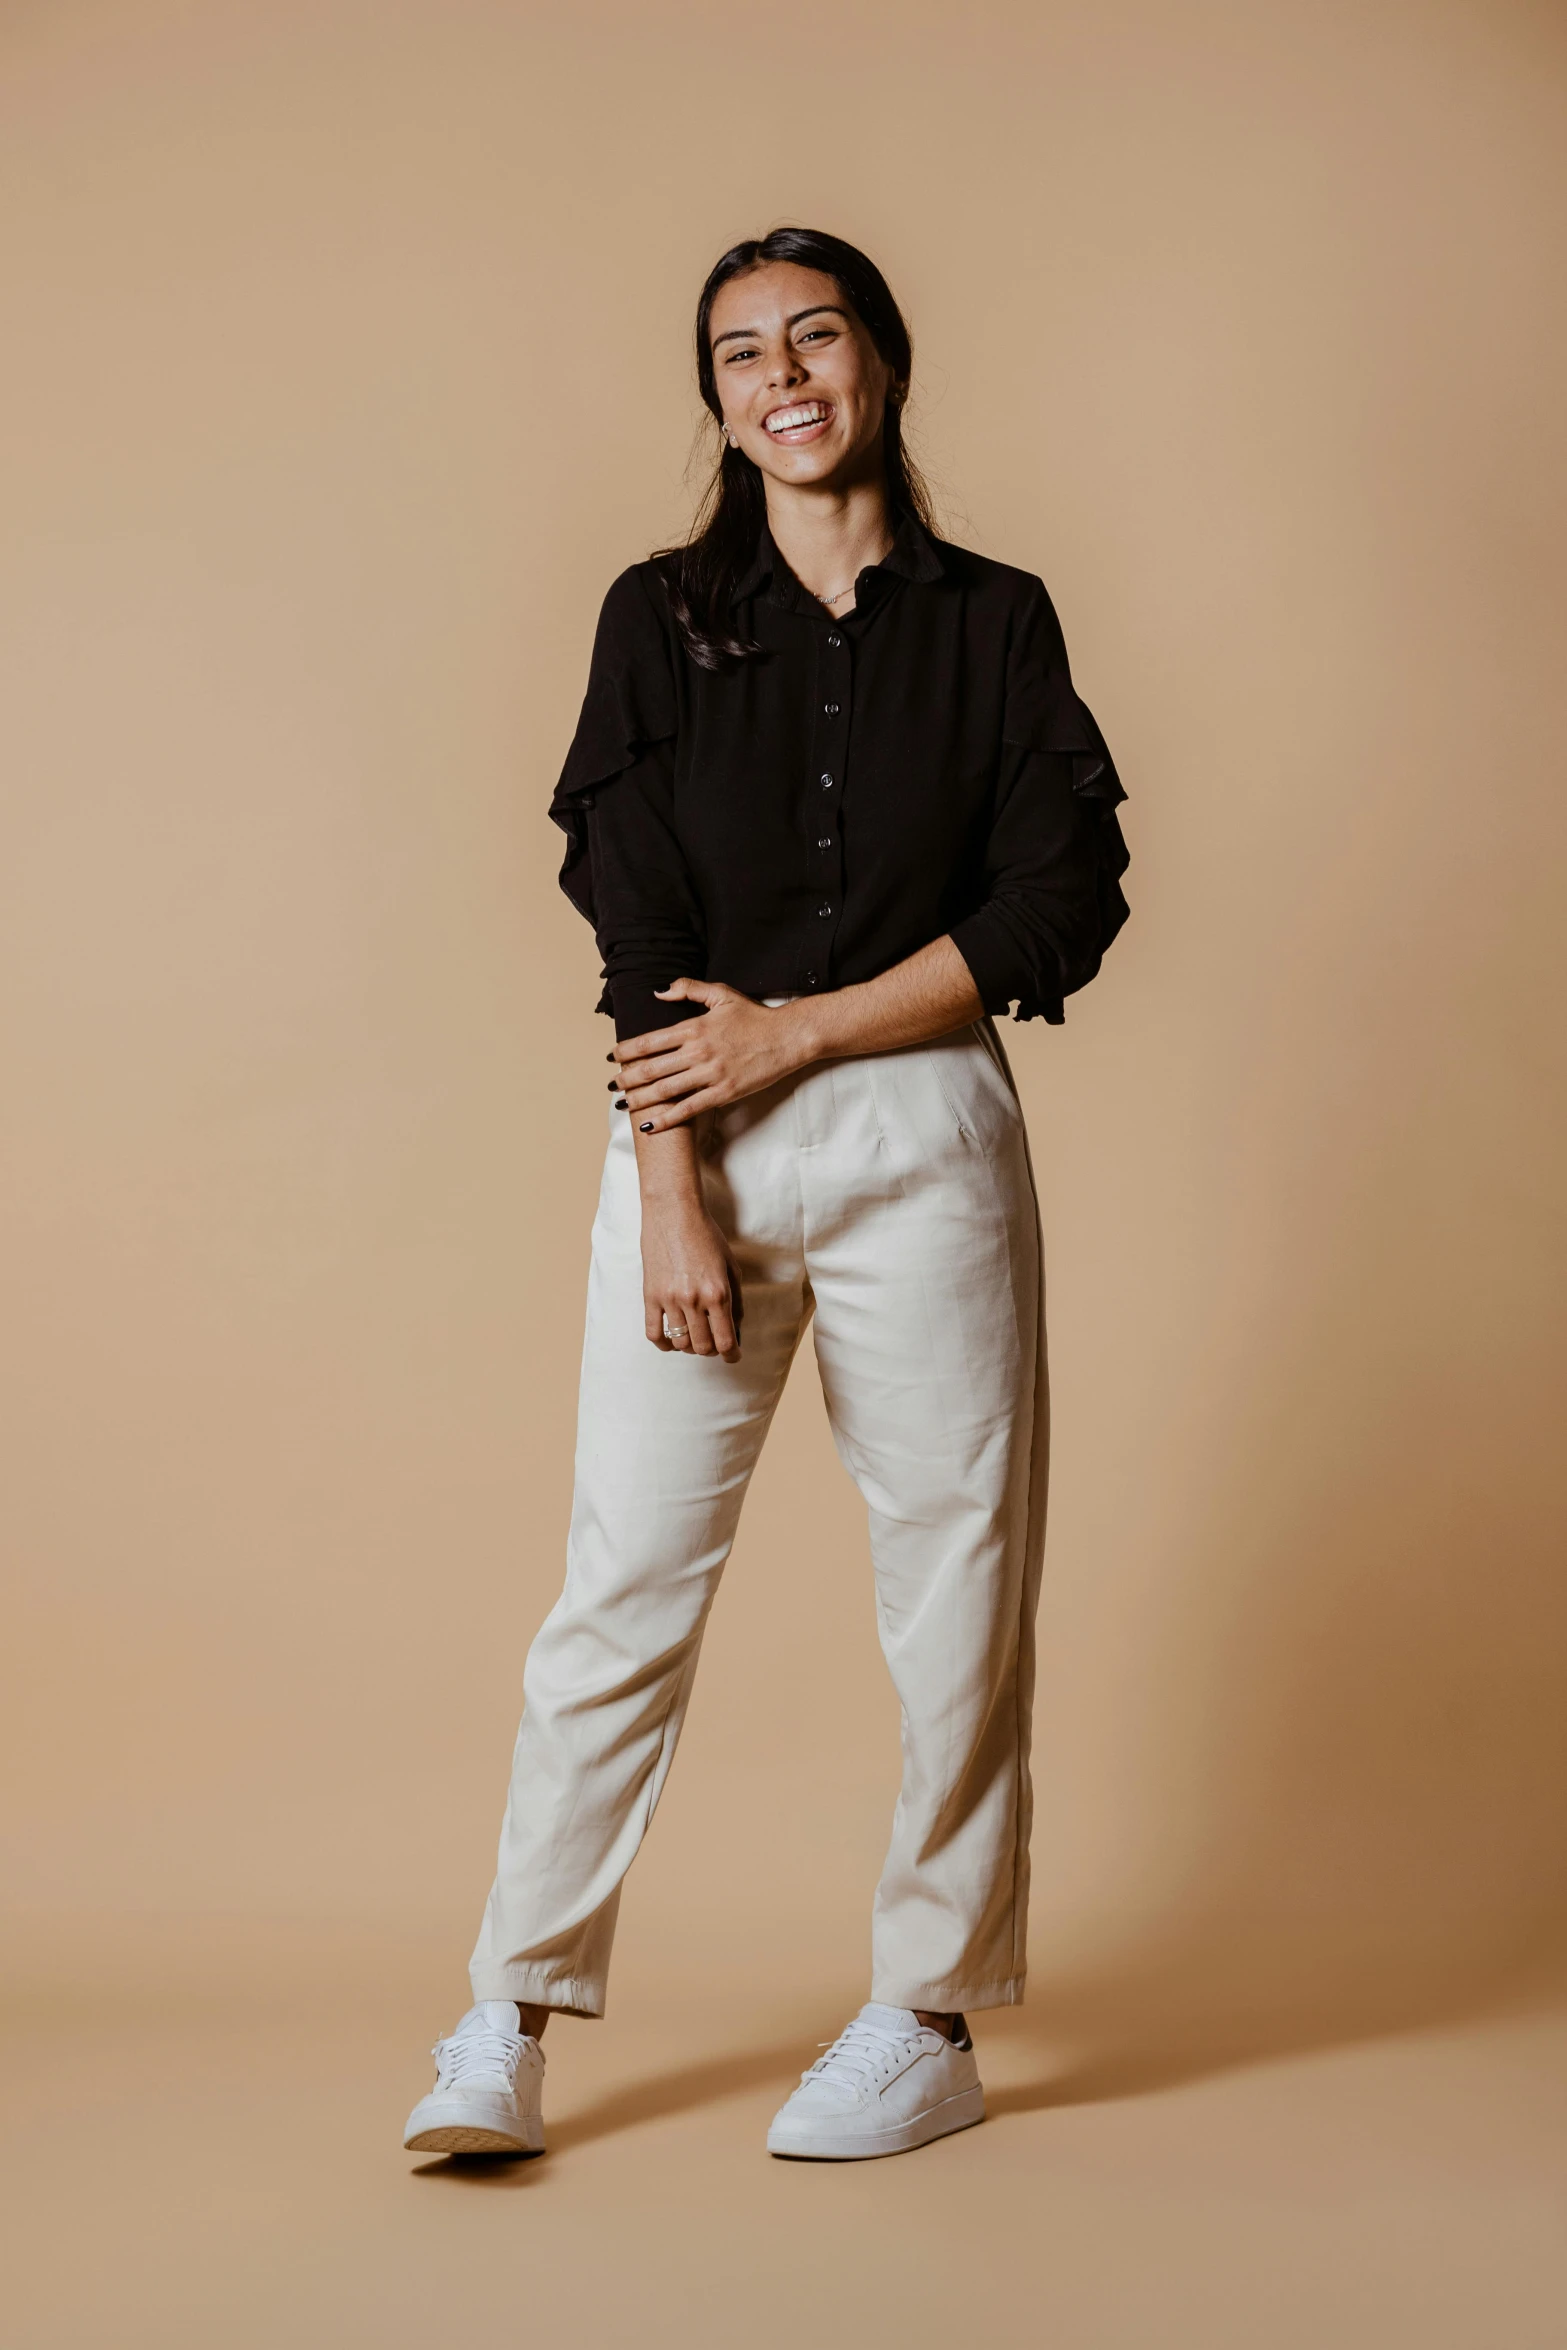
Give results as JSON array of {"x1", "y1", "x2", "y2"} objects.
[
  {"x1": 409, "y1": 2040, "x2": 810, "y2": 2182},
  {"x1": 408, "y1": 2148, "x2": 546, "y2": 2188},
  {"x1": 981, "y1": 1928, "x2": 1567, "y2": 2121},
  {"x1": 548, "y1": 2040, "x2": 807, "y2": 2152}
]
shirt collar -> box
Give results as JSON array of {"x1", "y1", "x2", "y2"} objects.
[{"x1": 730, "y1": 509, "x2": 945, "y2": 610}]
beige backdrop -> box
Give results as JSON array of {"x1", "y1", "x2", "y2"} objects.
[{"x1": 4, "y1": 2, "x2": 1566, "y2": 2344}]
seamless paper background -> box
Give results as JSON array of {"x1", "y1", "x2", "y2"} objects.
[{"x1": 2, "y1": 2, "x2": 1565, "y2": 2343}]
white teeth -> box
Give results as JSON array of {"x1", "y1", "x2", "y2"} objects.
[{"x1": 765, "y1": 402, "x2": 830, "y2": 434}]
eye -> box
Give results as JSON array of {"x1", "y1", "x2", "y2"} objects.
[
  {"x1": 797, "y1": 328, "x2": 836, "y2": 346},
  {"x1": 721, "y1": 344, "x2": 760, "y2": 365}
]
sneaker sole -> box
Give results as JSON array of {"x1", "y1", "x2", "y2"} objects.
[
  {"x1": 767, "y1": 2082, "x2": 985, "y2": 2162},
  {"x1": 404, "y1": 2123, "x2": 543, "y2": 2156},
  {"x1": 404, "y1": 2104, "x2": 545, "y2": 2158}
]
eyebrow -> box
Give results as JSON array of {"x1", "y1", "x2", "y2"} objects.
[{"x1": 711, "y1": 304, "x2": 849, "y2": 349}]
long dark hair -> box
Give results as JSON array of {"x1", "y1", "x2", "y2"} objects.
[{"x1": 660, "y1": 227, "x2": 935, "y2": 669}]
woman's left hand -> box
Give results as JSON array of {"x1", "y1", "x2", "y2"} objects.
[{"x1": 614, "y1": 980, "x2": 815, "y2": 1131}]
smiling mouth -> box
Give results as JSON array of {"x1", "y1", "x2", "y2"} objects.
[{"x1": 764, "y1": 400, "x2": 834, "y2": 439}]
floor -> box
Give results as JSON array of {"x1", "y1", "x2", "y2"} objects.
[{"x1": 6, "y1": 1920, "x2": 1564, "y2": 2349}]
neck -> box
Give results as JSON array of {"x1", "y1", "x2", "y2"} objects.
[{"x1": 763, "y1": 471, "x2": 896, "y2": 610}]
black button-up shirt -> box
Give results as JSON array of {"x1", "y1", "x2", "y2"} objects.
[{"x1": 550, "y1": 514, "x2": 1129, "y2": 1040}]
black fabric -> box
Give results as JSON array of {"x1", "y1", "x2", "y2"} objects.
[{"x1": 549, "y1": 512, "x2": 1129, "y2": 1040}]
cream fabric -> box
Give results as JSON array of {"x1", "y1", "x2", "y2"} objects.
[{"x1": 470, "y1": 1018, "x2": 1048, "y2": 2017}]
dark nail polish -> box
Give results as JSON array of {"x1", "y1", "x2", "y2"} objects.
[
  {"x1": 614, "y1": 1098, "x2": 627, "y2": 1109},
  {"x1": 639, "y1": 1122, "x2": 654, "y2": 1132}
]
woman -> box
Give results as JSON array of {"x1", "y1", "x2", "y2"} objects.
[{"x1": 404, "y1": 226, "x2": 1129, "y2": 2165}]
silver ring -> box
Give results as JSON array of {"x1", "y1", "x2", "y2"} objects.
[{"x1": 665, "y1": 1323, "x2": 690, "y2": 1343}]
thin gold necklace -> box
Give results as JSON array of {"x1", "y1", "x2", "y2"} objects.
[{"x1": 812, "y1": 533, "x2": 895, "y2": 612}]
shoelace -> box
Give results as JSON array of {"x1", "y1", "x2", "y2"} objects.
[
  {"x1": 800, "y1": 2014, "x2": 924, "y2": 2099},
  {"x1": 433, "y1": 2023, "x2": 525, "y2": 2090}
]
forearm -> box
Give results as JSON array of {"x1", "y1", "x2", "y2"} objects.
[
  {"x1": 633, "y1": 1118, "x2": 705, "y2": 1205},
  {"x1": 788, "y1": 935, "x2": 983, "y2": 1066},
  {"x1": 612, "y1": 940, "x2": 986, "y2": 1142},
  {"x1": 631, "y1": 1112, "x2": 740, "y2": 1360}
]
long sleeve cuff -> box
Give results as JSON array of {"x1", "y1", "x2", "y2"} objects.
[
  {"x1": 948, "y1": 909, "x2": 1029, "y2": 1017},
  {"x1": 609, "y1": 973, "x2": 703, "y2": 1042},
  {"x1": 948, "y1": 908, "x2": 1066, "y2": 1025}
]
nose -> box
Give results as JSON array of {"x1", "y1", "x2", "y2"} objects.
[{"x1": 765, "y1": 342, "x2": 806, "y2": 392}]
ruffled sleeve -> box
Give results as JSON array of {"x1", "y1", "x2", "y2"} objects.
[
  {"x1": 948, "y1": 580, "x2": 1130, "y2": 1023},
  {"x1": 550, "y1": 564, "x2": 708, "y2": 1036},
  {"x1": 549, "y1": 564, "x2": 680, "y2": 929}
]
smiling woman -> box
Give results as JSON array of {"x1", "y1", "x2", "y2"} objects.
[
  {"x1": 403, "y1": 225, "x2": 1131, "y2": 2172},
  {"x1": 667, "y1": 226, "x2": 933, "y2": 666}
]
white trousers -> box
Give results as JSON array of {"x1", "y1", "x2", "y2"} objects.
[{"x1": 470, "y1": 1017, "x2": 1049, "y2": 2016}]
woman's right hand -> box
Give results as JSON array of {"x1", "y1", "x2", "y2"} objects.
[{"x1": 639, "y1": 1186, "x2": 742, "y2": 1360}]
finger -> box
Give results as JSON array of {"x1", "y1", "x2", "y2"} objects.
[
  {"x1": 679, "y1": 1301, "x2": 717, "y2": 1357},
  {"x1": 623, "y1": 1069, "x2": 714, "y2": 1112},
  {"x1": 655, "y1": 978, "x2": 725, "y2": 1007},
  {"x1": 618, "y1": 1045, "x2": 702, "y2": 1091},
  {"x1": 705, "y1": 1290, "x2": 738, "y2": 1357},
  {"x1": 665, "y1": 1309, "x2": 697, "y2": 1354},
  {"x1": 645, "y1": 1306, "x2": 673, "y2": 1349},
  {"x1": 635, "y1": 1087, "x2": 725, "y2": 1134},
  {"x1": 615, "y1": 1018, "x2": 705, "y2": 1067}
]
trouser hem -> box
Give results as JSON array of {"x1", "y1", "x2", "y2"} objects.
[
  {"x1": 873, "y1": 1975, "x2": 1026, "y2": 2015},
  {"x1": 469, "y1": 1965, "x2": 605, "y2": 2019}
]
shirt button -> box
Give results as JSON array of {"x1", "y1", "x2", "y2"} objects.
[
  {"x1": 820, "y1": 772, "x2": 834, "y2": 790},
  {"x1": 823, "y1": 701, "x2": 840, "y2": 716},
  {"x1": 804, "y1": 970, "x2": 819, "y2": 985},
  {"x1": 817, "y1": 836, "x2": 832, "y2": 849},
  {"x1": 817, "y1": 903, "x2": 832, "y2": 918},
  {"x1": 827, "y1": 632, "x2": 843, "y2": 648}
]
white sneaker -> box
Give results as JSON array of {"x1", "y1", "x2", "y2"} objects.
[
  {"x1": 766, "y1": 2003, "x2": 985, "y2": 2161},
  {"x1": 403, "y1": 2000, "x2": 545, "y2": 2156}
]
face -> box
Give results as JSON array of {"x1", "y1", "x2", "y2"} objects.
[{"x1": 707, "y1": 261, "x2": 901, "y2": 492}]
